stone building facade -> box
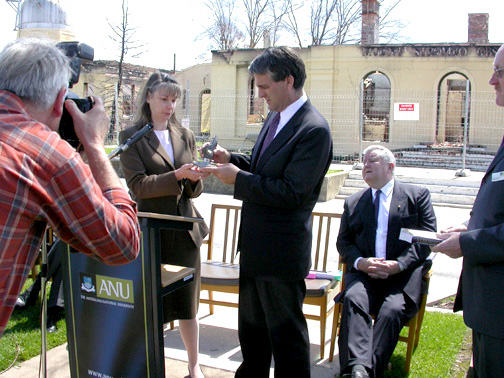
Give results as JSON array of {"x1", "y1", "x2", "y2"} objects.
[{"x1": 207, "y1": 7, "x2": 503, "y2": 158}]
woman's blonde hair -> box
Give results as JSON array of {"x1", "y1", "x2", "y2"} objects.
[{"x1": 134, "y1": 72, "x2": 183, "y2": 127}]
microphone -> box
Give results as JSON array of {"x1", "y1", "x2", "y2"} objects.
[{"x1": 108, "y1": 123, "x2": 154, "y2": 159}]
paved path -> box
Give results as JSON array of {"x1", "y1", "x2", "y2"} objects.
[{"x1": 2, "y1": 165, "x2": 479, "y2": 378}]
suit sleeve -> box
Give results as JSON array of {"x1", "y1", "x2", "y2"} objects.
[
  {"x1": 460, "y1": 224, "x2": 504, "y2": 265},
  {"x1": 396, "y1": 187, "x2": 437, "y2": 270},
  {"x1": 230, "y1": 152, "x2": 252, "y2": 171},
  {"x1": 233, "y1": 125, "x2": 332, "y2": 209},
  {"x1": 336, "y1": 198, "x2": 364, "y2": 268}
]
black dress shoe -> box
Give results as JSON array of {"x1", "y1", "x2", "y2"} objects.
[
  {"x1": 47, "y1": 313, "x2": 58, "y2": 333},
  {"x1": 47, "y1": 323, "x2": 57, "y2": 333},
  {"x1": 46, "y1": 307, "x2": 64, "y2": 333},
  {"x1": 15, "y1": 291, "x2": 32, "y2": 308},
  {"x1": 15, "y1": 295, "x2": 27, "y2": 308}
]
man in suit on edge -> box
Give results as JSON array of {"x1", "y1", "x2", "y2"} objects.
[
  {"x1": 432, "y1": 43, "x2": 504, "y2": 378},
  {"x1": 336, "y1": 145, "x2": 436, "y2": 378},
  {"x1": 199, "y1": 47, "x2": 333, "y2": 378}
]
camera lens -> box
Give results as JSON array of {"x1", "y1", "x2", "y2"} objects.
[{"x1": 58, "y1": 97, "x2": 94, "y2": 148}]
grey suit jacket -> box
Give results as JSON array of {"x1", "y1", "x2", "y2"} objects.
[
  {"x1": 337, "y1": 181, "x2": 436, "y2": 306},
  {"x1": 119, "y1": 123, "x2": 208, "y2": 248},
  {"x1": 230, "y1": 100, "x2": 333, "y2": 281},
  {"x1": 458, "y1": 143, "x2": 504, "y2": 338}
]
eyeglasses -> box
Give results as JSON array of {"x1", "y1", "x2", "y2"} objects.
[{"x1": 494, "y1": 66, "x2": 504, "y2": 79}]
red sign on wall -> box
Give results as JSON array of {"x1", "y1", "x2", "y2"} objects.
[
  {"x1": 394, "y1": 103, "x2": 419, "y2": 121},
  {"x1": 399, "y1": 103, "x2": 415, "y2": 111}
]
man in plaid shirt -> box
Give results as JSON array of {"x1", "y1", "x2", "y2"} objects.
[{"x1": 0, "y1": 38, "x2": 140, "y2": 337}]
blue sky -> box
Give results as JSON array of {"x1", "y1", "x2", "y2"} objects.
[{"x1": 0, "y1": 0, "x2": 503, "y2": 71}]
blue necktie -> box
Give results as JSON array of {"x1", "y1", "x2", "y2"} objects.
[
  {"x1": 258, "y1": 113, "x2": 280, "y2": 160},
  {"x1": 374, "y1": 189, "x2": 382, "y2": 223}
]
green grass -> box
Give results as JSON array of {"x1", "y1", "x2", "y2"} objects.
[
  {"x1": 385, "y1": 311, "x2": 469, "y2": 377},
  {"x1": 0, "y1": 300, "x2": 469, "y2": 376},
  {"x1": 327, "y1": 169, "x2": 343, "y2": 175},
  {"x1": 0, "y1": 279, "x2": 67, "y2": 373}
]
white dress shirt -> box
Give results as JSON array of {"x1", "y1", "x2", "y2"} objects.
[
  {"x1": 272, "y1": 92, "x2": 308, "y2": 138},
  {"x1": 154, "y1": 129, "x2": 175, "y2": 164},
  {"x1": 373, "y1": 179, "x2": 394, "y2": 259},
  {"x1": 354, "y1": 179, "x2": 395, "y2": 270}
]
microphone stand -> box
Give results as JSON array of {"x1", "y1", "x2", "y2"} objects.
[
  {"x1": 108, "y1": 123, "x2": 153, "y2": 159},
  {"x1": 40, "y1": 231, "x2": 48, "y2": 378},
  {"x1": 37, "y1": 122, "x2": 153, "y2": 377}
]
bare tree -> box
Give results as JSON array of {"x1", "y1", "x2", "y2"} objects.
[
  {"x1": 310, "y1": 0, "x2": 363, "y2": 45},
  {"x1": 201, "y1": 0, "x2": 405, "y2": 52},
  {"x1": 285, "y1": 0, "x2": 403, "y2": 47},
  {"x1": 200, "y1": 0, "x2": 245, "y2": 50},
  {"x1": 332, "y1": 0, "x2": 361, "y2": 44},
  {"x1": 378, "y1": 0, "x2": 408, "y2": 43},
  {"x1": 310, "y1": 0, "x2": 338, "y2": 46},
  {"x1": 242, "y1": 0, "x2": 271, "y2": 48},
  {"x1": 107, "y1": 0, "x2": 145, "y2": 134},
  {"x1": 283, "y1": 0, "x2": 305, "y2": 48},
  {"x1": 267, "y1": 0, "x2": 290, "y2": 46}
]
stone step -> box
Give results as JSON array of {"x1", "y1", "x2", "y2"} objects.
[
  {"x1": 395, "y1": 150, "x2": 494, "y2": 172},
  {"x1": 400, "y1": 149, "x2": 494, "y2": 157},
  {"x1": 396, "y1": 158, "x2": 489, "y2": 172},
  {"x1": 338, "y1": 186, "x2": 475, "y2": 206},
  {"x1": 342, "y1": 179, "x2": 479, "y2": 196},
  {"x1": 346, "y1": 172, "x2": 481, "y2": 188},
  {"x1": 400, "y1": 150, "x2": 494, "y2": 159}
]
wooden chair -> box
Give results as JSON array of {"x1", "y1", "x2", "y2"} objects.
[
  {"x1": 199, "y1": 203, "x2": 242, "y2": 313},
  {"x1": 303, "y1": 211, "x2": 343, "y2": 358},
  {"x1": 329, "y1": 261, "x2": 433, "y2": 374},
  {"x1": 199, "y1": 206, "x2": 344, "y2": 359}
]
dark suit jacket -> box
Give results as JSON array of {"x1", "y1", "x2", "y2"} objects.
[
  {"x1": 337, "y1": 181, "x2": 436, "y2": 306},
  {"x1": 119, "y1": 123, "x2": 208, "y2": 247},
  {"x1": 458, "y1": 144, "x2": 504, "y2": 339},
  {"x1": 230, "y1": 100, "x2": 333, "y2": 281}
]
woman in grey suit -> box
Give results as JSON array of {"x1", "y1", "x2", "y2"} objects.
[{"x1": 119, "y1": 72, "x2": 208, "y2": 378}]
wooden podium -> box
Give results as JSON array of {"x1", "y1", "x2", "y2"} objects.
[{"x1": 63, "y1": 212, "x2": 204, "y2": 378}]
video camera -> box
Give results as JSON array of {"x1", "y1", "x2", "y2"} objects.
[{"x1": 56, "y1": 41, "x2": 94, "y2": 148}]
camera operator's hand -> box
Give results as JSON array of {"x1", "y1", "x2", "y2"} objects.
[
  {"x1": 65, "y1": 96, "x2": 109, "y2": 150},
  {"x1": 65, "y1": 96, "x2": 121, "y2": 191}
]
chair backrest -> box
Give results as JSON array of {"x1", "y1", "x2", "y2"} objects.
[
  {"x1": 205, "y1": 203, "x2": 242, "y2": 264},
  {"x1": 310, "y1": 212, "x2": 342, "y2": 272}
]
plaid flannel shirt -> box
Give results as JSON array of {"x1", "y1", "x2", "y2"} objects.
[{"x1": 0, "y1": 91, "x2": 140, "y2": 336}]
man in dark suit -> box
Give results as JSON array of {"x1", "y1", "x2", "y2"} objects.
[
  {"x1": 433, "y1": 43, "x2": 504, "y2": 377},
  {"x1": 336, "y1": 145, "x2": 436, "y2": 378},
  {"x1": 200, "y1": 47, "x2": 333, "y2": 378}
]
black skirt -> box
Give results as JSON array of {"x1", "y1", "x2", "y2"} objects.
[{"x1": 159, "y1": 229, "x2": 201, "y2": 322}]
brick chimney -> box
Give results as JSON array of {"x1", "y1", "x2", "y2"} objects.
[
  {"x1": 361, "y1": 0, "x2": 380, "y2": 44},
  {"x1": 468, "y1": 13, "x2": 489, "y2": 44}
]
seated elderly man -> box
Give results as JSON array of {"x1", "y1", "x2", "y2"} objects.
[{"x1": 336, "y1": 145, "x2": 436, "y2": 378}]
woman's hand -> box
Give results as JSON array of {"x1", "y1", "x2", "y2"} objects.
[{"x1": 175, "y1": 163, "x2": 210, "y2": 182}]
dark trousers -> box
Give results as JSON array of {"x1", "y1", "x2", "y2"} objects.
[
  {"x1": 338, "y1": 277, "x2": 417, "y2": 378},
  {"x1": 235, "y1": 274, "x2": 310, "y2": 378},
  {"x1": 472, "y1": 329, "x2": 504, "y2": 378},
  {"x1": 22, "y1": 242, "x2": 64, "y2": 310}
]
